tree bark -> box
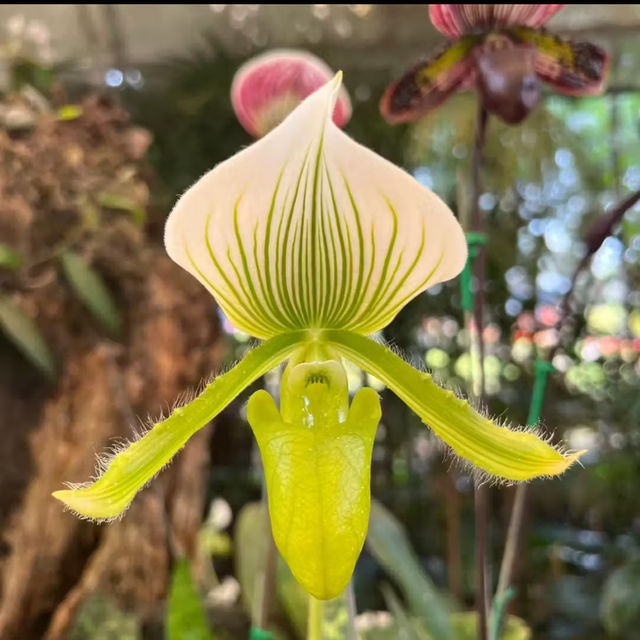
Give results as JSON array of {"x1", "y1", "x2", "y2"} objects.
[{"x1": 0, "y1": 94, "x2": 222, "y2": 640}]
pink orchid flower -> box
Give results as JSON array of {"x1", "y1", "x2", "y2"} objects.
[
  {"x1": 381, "y1": 4, "x2": 609, "y2": 125},
  {"x1": 231, "y1": 49, "x2": 352, "y2": 138}
]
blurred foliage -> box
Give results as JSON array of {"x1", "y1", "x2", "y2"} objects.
[
  {"x1": 366, "y1": 501, "x2": 532, "y2": 640},
  {"x1": 125, "y1": 44, "x2": 250, "y2": 204},
  {"x1": 360, "y1": 612, "x2": 530, "y2": 640},
  {"x1": 0, "y1": 77, "x2": 151, "y2": 378},
  {"x1": 167, "y1": 559, "x2": 216, "y2": 640},
  {"x1": 366, "y1": 501, "x2": 454, "y2": 640},
  {"x1": 0, "y1": 295, "x2": 56, "y2": 378},
  {"x1": 600, "y1": 559, "x2": 640, "y2": 639},
  {"x1": 67, "y1": 595, "x2": 140, "y2": 640},
  {"x1": 59, "y1": 250, "x2": 122, "y2": 337},
  {"x1": 234, "y1": 501, "x2": 360, "y2": 640}
]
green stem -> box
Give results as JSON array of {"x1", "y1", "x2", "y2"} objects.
[
  {"x1": 308, "y1": 596, "x2": 324, "y2": 640},
  {"x1": 470, "y1": 102, "x2": 490, "y2": 640}
]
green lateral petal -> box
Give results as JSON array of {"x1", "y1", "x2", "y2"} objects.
[
  {"x1": 165, "y1": 74, "x2": 467, "y2": 339},
  {"x1": 248, "y1": 360, "x2": 380, "y2": 599},
  {"x1": 52, "y1": 331, "x2": 306, "y2": 520},
  {"x1": 325, "y1": 330, "x2": 583, "y2": 482}
]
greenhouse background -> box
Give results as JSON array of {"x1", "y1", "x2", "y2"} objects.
[{"x1": 0, "y1": 4, "x2": 639, "y2": 640}]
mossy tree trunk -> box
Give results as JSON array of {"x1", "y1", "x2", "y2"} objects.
[{"x1": 0, "y1": 94, "x2": 223, "y2": 640}]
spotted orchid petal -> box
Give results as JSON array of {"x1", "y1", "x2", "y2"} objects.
[
  {"x1": 430, "y1": 4, "x2": 566, "y2": 39},
  {"x1": 231, "y1": 49, "x2": 352, "y2": 138},
  {"x1": 166, "y1": 73, "x2": 467, "y2": 340},
  {"x1": 508, "y1": 27, "x2": 609, "y2": 96},
  {"x1": 380, "y1": 35, "x2": 480, "y2": 125}
]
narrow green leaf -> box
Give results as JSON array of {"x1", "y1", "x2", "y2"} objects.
[
  {"x1": 367, "y1": 501, "x2": 453, "y2": 640},
  {"x1": 325, "y1": 330, "x2": 584, "y2": 481},
  {"x1": 0, "y1": 244, "x2": 23, "y2": 270},
  {"x1": 167, "y1": 559, "x2": 214, "y2": 640},
  {"x1": 53, "y1": 331, "x2": 306, "y2": 520},
  {"x1": 80, "y1": 199, "x2": 100, "y2": 229},
  {"x1": 60, "y1": 251, "x2": 122, "y2": 336},
  {"x1": 235, "y1": 501, "x2": 351, "y2": 639},
  {"x1": 97, "y1": 192, "x2": 146, "y2": 227},
  {"x1": 381, "y1": 584, "x2": 431, "y2": 640},
  {"x1": 234, "y1": 502, "x2": 271, "y2": 622},
  {"x1": 0, "y1": 297, "x2": 55, "y2": 379},
  {"x1": 234, "y1": 502, "x2": 300, "y2": 638}
]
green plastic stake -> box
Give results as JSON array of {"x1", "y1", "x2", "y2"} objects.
[
  {"x1": 526, "y1": 360, "x2": 555, "y2": 426},
  {"x1": 490, "y1": 586, "x2": 517, "y2": 640},
  {"x1": 249, "y1": 628, "x2": 274, "y2": 640},
  {"x1": 460, "y1": 232, "x2": 487, "y2": 311}
]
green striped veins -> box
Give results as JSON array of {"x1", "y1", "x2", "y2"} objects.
[
  {"x1": 53, "y1": 73, "x2": 585, "y2": 599},
  {"x1": 167, "y1": 73, "x2": 465, "y2": 338}
]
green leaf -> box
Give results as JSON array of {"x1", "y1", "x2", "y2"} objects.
[
  {"x1": 0, "y1": 297, "x2": 55, "y2": 379},
  {"x1": 167, "y1": 559, "x2": 214, "y2": 640},
  {"x1": 0, "y1": 244, "x2": 23, "y2": 270},
  {"x1": 367, "y1": 501, "x2": 453, "y2": 640},
  {"x1": 234, "y1": 501, "x2": 351, "y2": 640},
  {"x1": 325, "y1": 330, "x2": 584, "y2": 482},
  {"x1": 57, "y1": 104, "x2": 83, "y2": 121},
  {"x1": 381, "y1": 584, "x2": 431, "y2": 640},
  {"x1": 53, "y1": 331, "x2": 306, "y2": 520},
  {"x1": 60, "y1": 251, "x2": 122, "y2": 336},
  {"x1": 234, "y1": 502, "x2": 297, "y2": 639},
  {"x1": 234, "y1": 502, "x2": 271, "y2": 622},
  {"x1": 97, "y1": 192, "x2": 146, "y2": 227}
]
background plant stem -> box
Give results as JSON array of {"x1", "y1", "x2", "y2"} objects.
[
  {"x1": 345, "y1": 580, "x2": 358, "y2": 640},
  {"x1": 256, "y1": 529, "x2": 278, "y2": 631},
  {"x1": 471, "y1": 102, "x2": 489, "y2": 640}
]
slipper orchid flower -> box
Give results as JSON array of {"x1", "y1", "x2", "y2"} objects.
[
  {"x1": 54, "y1": 72, "x2": 583, "y2": 599},
  {"x1": 231, "y1": 49, "x2": 352, "y2": 138},
  {"x1": 381, "y1": 4, "x2": 609, "y2": 124}
]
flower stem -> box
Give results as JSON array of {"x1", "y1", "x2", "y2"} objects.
[
  {"x1": 471, "y1": 100, "x2": 489, "y2": 640},
  {"x1": 308, "y1": 596, "x2": 324, "y2": 640}
]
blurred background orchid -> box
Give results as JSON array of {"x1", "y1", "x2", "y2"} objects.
[
  {"x1": 381, "y1": 4, "x2": 609, "y2": 124},
  {"x1": 231, "y1": 49, "x2": 351, "y2": 137}
]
